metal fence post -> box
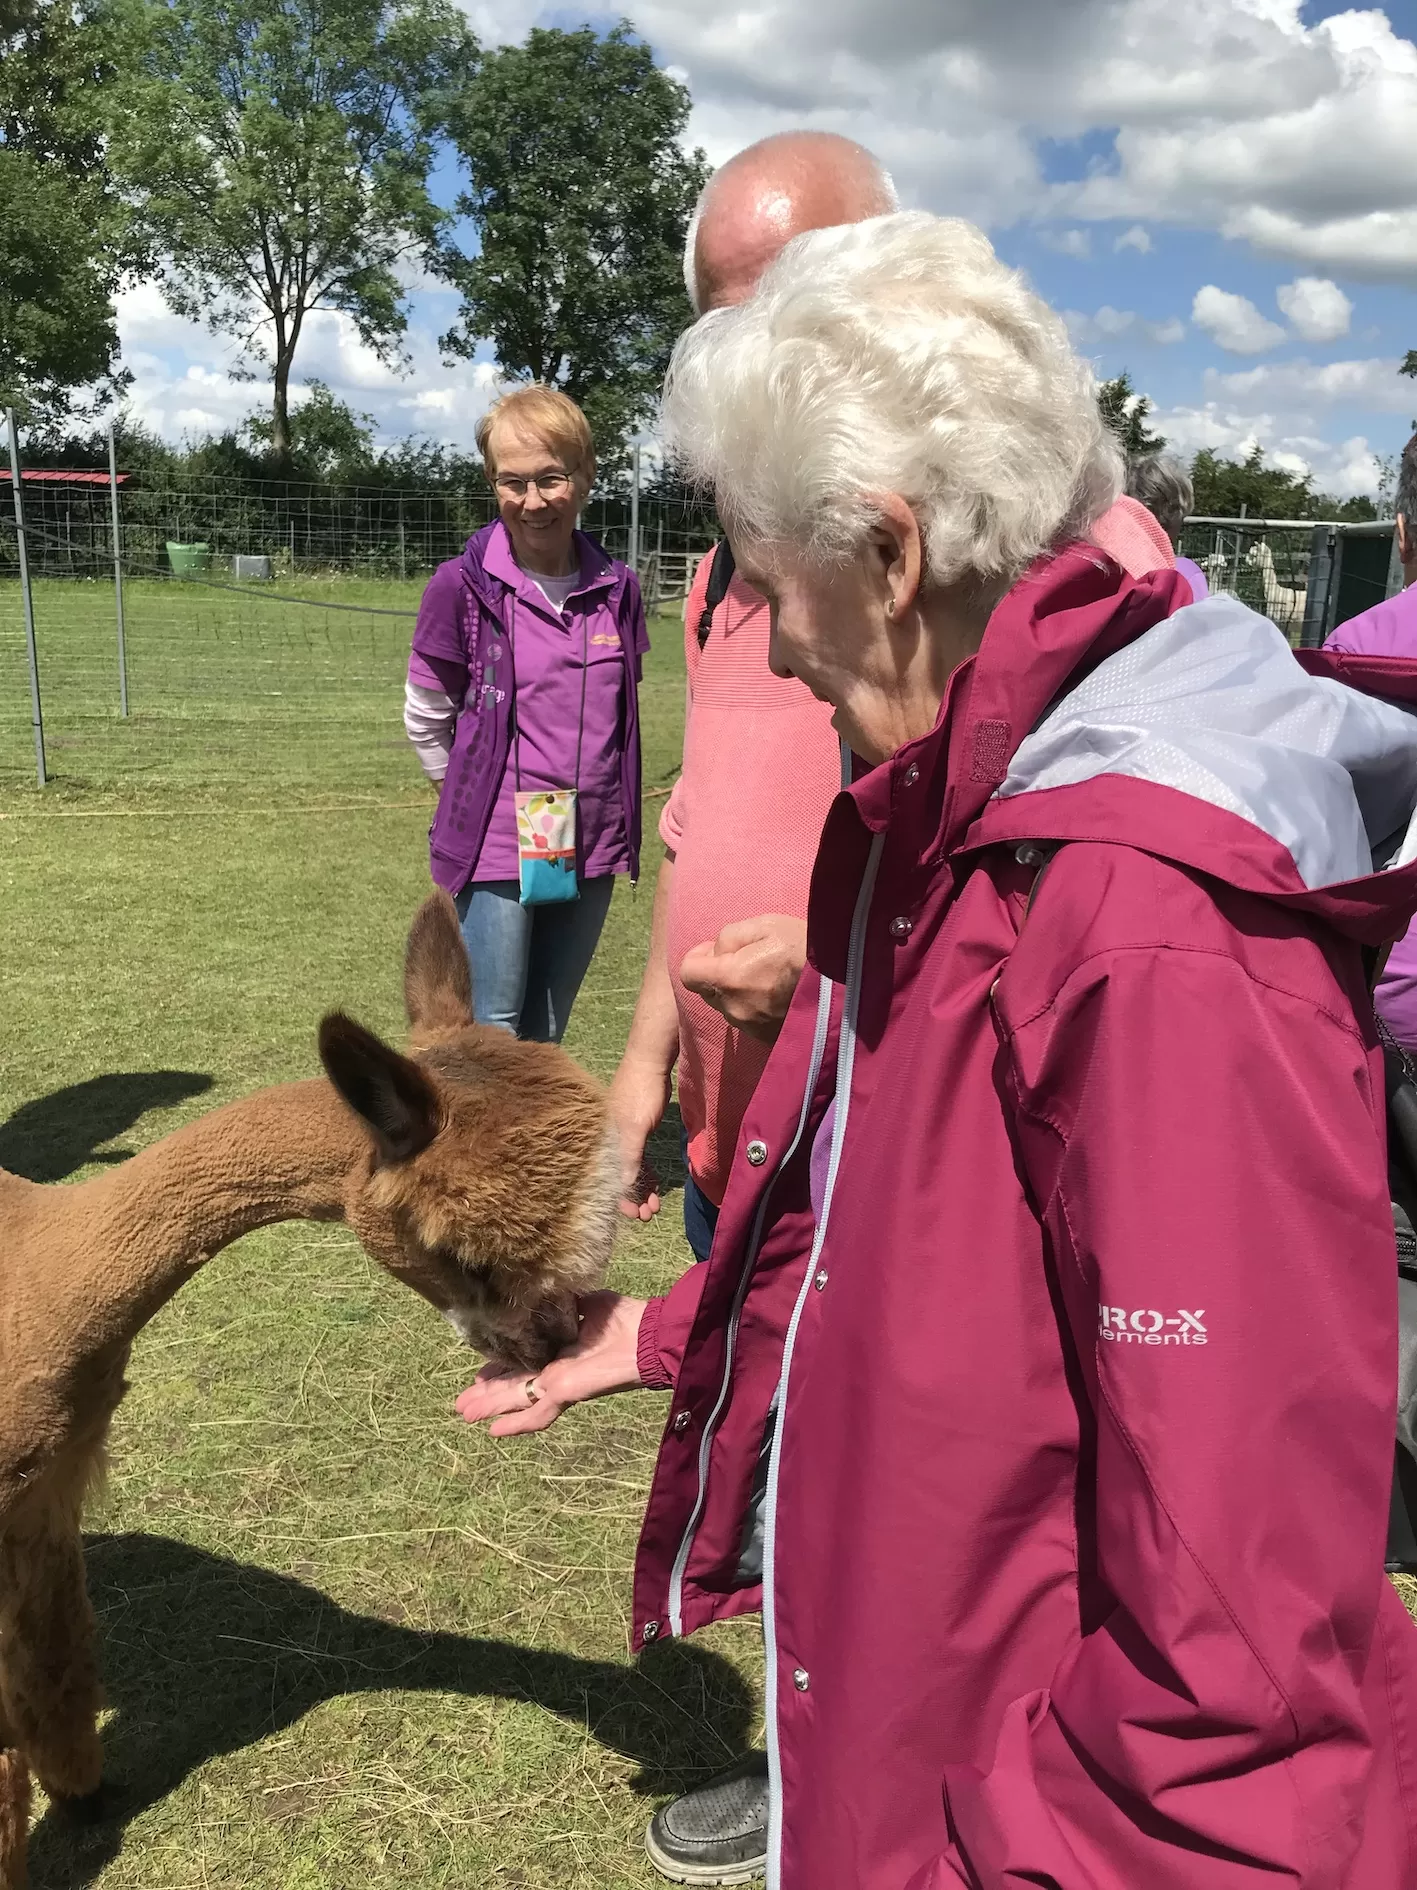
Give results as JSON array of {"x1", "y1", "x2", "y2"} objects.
[
  {"x1": 108, "y1": 421, "x2": 130, "y2": 716},
  {"x1": 628, "y1": 443, "x2": 641, "y2": 576},
  {"x1": 6, "y1": 409, "x2": 47, "y2": 786},
  {"x1": 1300, "y1": 525, "x2": 1334, "y2": 649}
]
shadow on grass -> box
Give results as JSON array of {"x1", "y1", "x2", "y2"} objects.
[
  {"x1": 0, "y1": 1071, "x2": 215, "y2": 1182},
  {"x1": 29, "y1": 1532, "x2": 754, "y2": 1887},
  {"x1": 644, "y1": 1100, "x2": 688, "y2": 1202}
]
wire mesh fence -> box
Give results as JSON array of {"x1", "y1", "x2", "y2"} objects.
[
  {"x1": 0, "y1": 568, "x2": 424, "y2": 799},
  {"x1": 1176, "y1": 516, "x2": 1401, "y2": 648},
  {"x1": 0, "y1": 456, "x2": 722, "y2": 797},
  {"x1": 3, "y1": 452, "x2": 1400, "y2": 802},
  {"x1": 0, "y1": 468, "x2": 721, "y2": 592},
  {"x1": 1175, "y1": 518, "x2": 1315, "y2": 643}
]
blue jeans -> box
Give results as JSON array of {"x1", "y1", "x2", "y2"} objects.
[
  {"x1": 681, "y1": 1124, "x2": 720, "y2": 1263},
  {"x1": 455, "y1": 877, "x2": 615, "y2": 1044}
]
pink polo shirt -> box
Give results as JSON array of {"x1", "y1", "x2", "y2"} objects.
[{"x1": 662, "y1": 559, "x2": 841, "y2": 1207}]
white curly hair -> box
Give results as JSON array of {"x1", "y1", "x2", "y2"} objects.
[{"x1": 661, "y1": 211, "x2": 1121, "y2": 588}]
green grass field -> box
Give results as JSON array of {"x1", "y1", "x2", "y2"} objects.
[
  {"x1": 2, "y1": 573, "x2": 1414, "y2": 1887},
  {"x1": 1, "y1": 574, "x2": 762, "y2": 1890}
]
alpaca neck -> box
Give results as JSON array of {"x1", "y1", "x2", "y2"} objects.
[{"x1": 49, "y1": 1081, "x2": 371, "y2": 1353}]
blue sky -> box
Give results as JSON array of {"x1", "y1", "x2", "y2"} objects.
[{"x1": 116, "y1": 0, "x2": 1417, "y2": 497}]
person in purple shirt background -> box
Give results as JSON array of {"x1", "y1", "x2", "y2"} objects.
[
  {"x1": 1325, "y1": 429, "x2": 1417, "y2": 1049},
  {"x1": 1126, "y1": 452, "x2": 1209, "y2": 600},
  {"x1": 403, "y1": 386, "x2": 647, "y2": 1042}
]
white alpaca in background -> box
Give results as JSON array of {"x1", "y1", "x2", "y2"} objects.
[
  {"x1": 1245, "y1": 541, "x2": 1305, "y2": 636},
  {"x1": 1201, "y1": 550, "x2": 1235, "y2": 596}
]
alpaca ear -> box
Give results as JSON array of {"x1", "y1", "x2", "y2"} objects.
[
  {"x1": 318, "y1": 1012, "x2": 442, "y2": 1163},
  {"x1": 404, "y1": 890, "x2": 474, "y2": 1032}
]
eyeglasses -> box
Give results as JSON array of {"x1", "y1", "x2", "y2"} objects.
[{"x1": 494, "y1": 472, "x2": 573, "y2": 499}]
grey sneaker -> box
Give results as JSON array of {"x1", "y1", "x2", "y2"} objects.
[{"x1": 645, "y1": 1750, "x2": 769, "y2": 1885}]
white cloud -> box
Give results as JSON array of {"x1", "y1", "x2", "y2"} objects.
[
  {"x1": 1275, "y1": 274, "x2": 1354, "y2": 343},
  {"x1": 616, "y1": 0, "x2": 1417, "y2": 283},
  {"x1": 112, "y1": 289, "x2": 504, "y2": 451},
  {"x1": 1156, "y1": 400, "x2": 1387, "y2": 498},
  {"x1": 1191, "y1": 285, "x2": 1286, "y2": 355},
  {"x1": 1064, "y1": 305, "x2": 1185, "y2": 345},
  {"x1": 1203, "y1": 355, "x2": 1413, "y2": 415},
  {"x1": 1114, "y1": 225, "x2": 1152, "y2": 253},
  {"x1": 1040, "y1": 227, "x2": 1092, "y2": 258},
  {"x1": 1155, "y1": 352, "x2": 1409, "y2": 499}
]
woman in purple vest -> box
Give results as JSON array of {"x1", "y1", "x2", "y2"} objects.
[{"x1": 403, "y1": 387, "x2": 647, "y2": 1041}]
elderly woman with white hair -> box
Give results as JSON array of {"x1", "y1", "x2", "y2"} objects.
[{"x1": 461, "y1": 214, "x2": 1417, "y2": 1889}]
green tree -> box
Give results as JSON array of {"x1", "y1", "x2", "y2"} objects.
[
  {"x1": 1400, "y1": 350, "x2": 1417, "y2": 381},
  {"x1": 1097, "y1": 371, "x2": 1166, "y2": 459},
  {"x1": 243, "y1": 380, "x2": 376, "y2": 477},
  {"x1": 0, "y1": 0, "x2": 136, "y2": 420},
  {"x1": 440, "y1": 22, "x2": 709, "y2": 468},
  {"x1": 1190, "y1": 445, "x2": 1377, "y2": 522},
  {"x1": 112, "y1": 0, "x2": 474, "y2": 460}
]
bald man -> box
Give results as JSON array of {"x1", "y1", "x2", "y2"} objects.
[
  {"x1": 607, "y1": 128, "x2": 898, "y2": 1888},
  {"x1": 610, "y1": 129, "x2": 895, "y2": 1228},
  {"x1": 686, "y1": 129, "x2": 897, "y2": 311}
]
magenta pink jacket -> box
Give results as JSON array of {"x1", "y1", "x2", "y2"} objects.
[
  {"x1": 1325, "y1": 585, "x2": 1417, "y2": 1050},
  {"x1": 631, "y1": 547, "x2": 1417, "y2": 1889}
]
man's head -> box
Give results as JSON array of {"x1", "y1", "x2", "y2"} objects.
[
  {"x1": 1396, "y1": 431, "x2": 1417, "y2": 587},
  {"x1": 684, "y1": 131, "x2": 898, "y2": 315}
]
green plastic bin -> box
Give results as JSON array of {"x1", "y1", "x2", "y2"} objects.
[{"x1": 166, "y1": 541, "x2": 211, "y2": 576}]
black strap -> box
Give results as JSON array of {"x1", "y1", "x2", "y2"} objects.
[{"x1": 697, "y1": 540, "x2": 736, "y2": 650}]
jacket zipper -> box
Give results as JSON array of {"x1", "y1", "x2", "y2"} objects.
[
  {"x1": 666, "y1": 971, "x2": 836, "y2": 1637},
  {"x1": 763, "y1": 829, "x2": 885, "y2": 1890},
  {"x1": 665, "y1": 741, "x2": 853, "y2": 1637}
]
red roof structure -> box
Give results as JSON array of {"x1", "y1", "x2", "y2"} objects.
[{"x1": 0, "y1": 469, "x2": 131, "y2": 485}]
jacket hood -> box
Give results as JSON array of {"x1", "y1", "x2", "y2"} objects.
[{"x1": 996, "y1": 594, "x2": 1417, "y2": 891}]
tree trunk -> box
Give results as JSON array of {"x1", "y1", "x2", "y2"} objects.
[{"x1": 271, "y1": 351, "x2": 292, "y2": 463}]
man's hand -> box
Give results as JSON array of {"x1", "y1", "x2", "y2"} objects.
[
  {"x1": 680, "y1": 914, "x2": 807, "y2": 1044},
  {"x1": 608, "y1": 1055, "x2": 670, "y2": 1220},
  {"x1": 454, "y1": 1292, "x2": 648, "y2": 1438}
]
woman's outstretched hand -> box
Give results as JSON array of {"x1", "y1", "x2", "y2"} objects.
[{"x1": 454, "y1": 1292, "x2": 648, "y2": 1438}]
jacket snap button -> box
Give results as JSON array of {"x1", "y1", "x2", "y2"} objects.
[
  {"x1": 792, "y1": 1667, "x2": 810, "y2": 1691},
  {"x1": 1015, "y1": 842, "x2": 1049, "y2": 868},
  {"x1": 903, "y1": 763, "x2": 920, "y2": 787},
  {"x1": 889, "y1": 915, "x2": 913, "y2": 940},
  {"x1": 672, "y1": 1409, "x2": 692, "y2": 1434},
  {"x1": 642, "y1": 1620, "x2": 661, "y2": 1644},
  {"x1": 814, "y1": 1270, "x2": 828, "y2": 1291},
  {"x1": 746, "y1": 1139, "x2": 768, "y2": 1166}
]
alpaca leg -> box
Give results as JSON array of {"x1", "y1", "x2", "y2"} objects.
[
  {"x1": 0, "y1": 1697, "x2": 31, "y2": 1890},
  {"x1": 0, "y1": 1759, "x2": 30, "y2": 1890},
  {"x1": 0, "y1": 1528, "x2": 103, "y2": 1806}
]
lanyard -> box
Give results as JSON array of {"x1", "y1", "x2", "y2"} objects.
[{"x1": 509, "y1": 585, "x2": 590, "y2": 796}]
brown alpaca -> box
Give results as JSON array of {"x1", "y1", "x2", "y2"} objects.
[{"x1": 0, "y1": 890, "x2": 619, "y2": 1888}]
